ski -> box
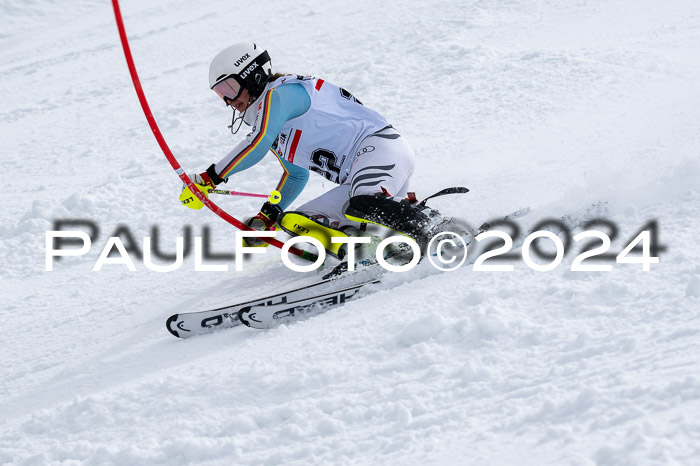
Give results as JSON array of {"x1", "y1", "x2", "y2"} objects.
[
  {"x1": 166, "y1": 267, "x2": 383, "y2": 338},
  {"x1": 321, "y1": 242, "x2": 413, "y2": 280},
  {"x1": 472, "y1": 207, "x2": 532, "y2": 236},
  {"x1": 238, "y1": 278, "x2": 381, "y2": 329},
  {"x1": 166, "y1": 193, "x2": 535, "y2": 336}
]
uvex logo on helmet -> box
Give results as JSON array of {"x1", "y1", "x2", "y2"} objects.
[
  {"x1": 234, "y1": 53, "x2": 251, "y2": 67},
  {"x1": 240, "y1": 62, "x2": 260, "y2": 80}
]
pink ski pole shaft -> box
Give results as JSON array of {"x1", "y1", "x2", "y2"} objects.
[{"x1": 210, "y1": 189, "x2": 282, "y2": 204}]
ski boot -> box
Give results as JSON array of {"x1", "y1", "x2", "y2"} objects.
[{"x1": 343, "y1": 188, "x2": 470, "y2": 252}]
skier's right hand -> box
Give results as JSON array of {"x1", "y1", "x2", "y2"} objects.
[{"x1": 179, "y1": 165, "x2": 223, "y2": 210}]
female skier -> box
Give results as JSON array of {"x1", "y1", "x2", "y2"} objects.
[{"x1": 180, "y1": 43, "x2": 440, "y2": 261}]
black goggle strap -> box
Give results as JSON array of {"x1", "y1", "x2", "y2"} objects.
[{"x1": 239, "y1": 51, "x2": 271, "y2": 90}]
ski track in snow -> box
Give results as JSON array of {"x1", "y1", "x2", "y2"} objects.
[{"x1": 1, "y1": 0, "x2": 700, "y2": 464}]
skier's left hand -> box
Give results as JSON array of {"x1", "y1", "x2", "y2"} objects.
[{"x1": 242, "y1": 202, "x2": 282, "y2": 247}]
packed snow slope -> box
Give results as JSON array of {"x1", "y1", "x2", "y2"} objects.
[{"x1": 2, "y1": 0, "x2": 700, "y2": 464}]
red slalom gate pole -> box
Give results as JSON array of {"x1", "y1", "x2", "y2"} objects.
[{"x1": 111, "y1": 0, "x2": 317, "y2": 263}]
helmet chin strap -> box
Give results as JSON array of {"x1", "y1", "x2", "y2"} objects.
[
  {"x1": 228, "y1": 107, "x2": 246, "y2": 135},
  {"x1": 227, "y1": 96, "x2": 253, "y2": 135}
]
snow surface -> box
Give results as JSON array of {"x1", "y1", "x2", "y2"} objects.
[{"x1": 2, "y1": 0, "x2": 700, "y2": 464}]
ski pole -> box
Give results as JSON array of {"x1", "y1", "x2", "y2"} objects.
[{"x1": 210, "y1": 189, "x2": 282, "y2": 204}]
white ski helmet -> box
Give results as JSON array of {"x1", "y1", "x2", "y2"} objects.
[{"x1": 209, "y1": 43, "x2": 272, "y2": 101}]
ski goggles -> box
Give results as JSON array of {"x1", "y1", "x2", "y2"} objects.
[{"x1": 211, "y1": 75, "x2": 243, "y2": 104}]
